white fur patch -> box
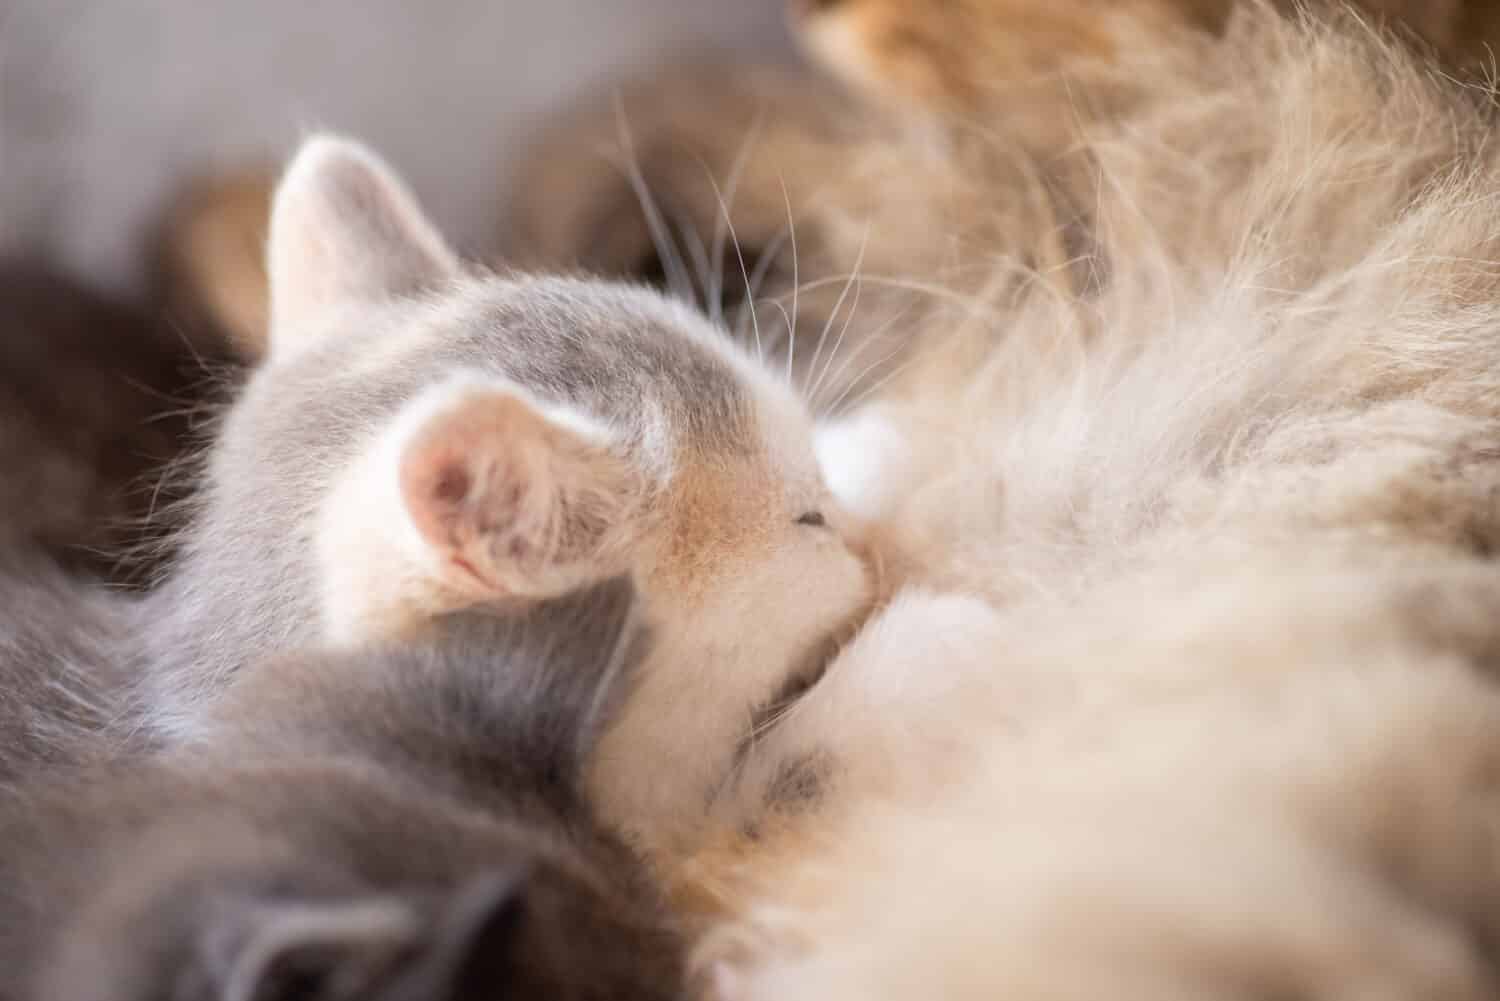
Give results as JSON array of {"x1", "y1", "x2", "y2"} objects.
[{"x1": 814, "y1": 406, "x2": 910, "y2": 521}]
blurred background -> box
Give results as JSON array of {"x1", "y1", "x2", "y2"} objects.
[{"x1": 0, "y1": 0, "x2": 790, "y2": 295}]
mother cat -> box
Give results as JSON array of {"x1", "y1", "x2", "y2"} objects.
[{"x1": 650, "y1": 3, "x2": 1500, "y2": 998}]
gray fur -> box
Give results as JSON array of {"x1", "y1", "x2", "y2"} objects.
[
  {"x1": 0, "y1": 577, "x2": 682, "y2": 1001},
  {"x1": 0, "y1": 547, "x2": 136, "y2": 784},
  {"x1": 136, "y1": 273, "x2": 756, "y2": 734}
]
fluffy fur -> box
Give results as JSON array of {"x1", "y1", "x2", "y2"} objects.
[
  {"x1": 792, "y1": 0, "x2": 1485, "y2": 121},
  {"x1": 705, "y1": 563, "x2": 1500, "y2": 1000},
  {"x1": 0, "y1": 547, "x2": 133, "y2": 783},
  {"x1": 127, "y1": 136, "x2": 871, "y2": 866},
  {"x1": 0, "y1": 577, "x2": 683, "y2": 1001},
  {"x1": 18, "y1": 3, "x2": 1500, "y2": 995},
  {"x1": 506, "y1": 61, "x2": 1043, "y2": 414},
  {"x1": 672, "y1": 4, "x2": 1500, "y2": 995}
]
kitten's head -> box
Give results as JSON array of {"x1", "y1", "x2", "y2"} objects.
[{"x1": 205, "y1": 135, "x2": 871, "y2": 853}]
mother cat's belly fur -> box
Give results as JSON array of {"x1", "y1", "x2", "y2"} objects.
[{"x1": 663, "y1": 6, "x2": 1500, "y2": 998}]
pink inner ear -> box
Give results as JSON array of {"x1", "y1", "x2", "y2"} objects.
[
  {"x1": 398, "y1": 392, "x2": 548, "y2": 598},
  {"x1": 430, "y1": 464, "x2": 473, "y2": 507}
]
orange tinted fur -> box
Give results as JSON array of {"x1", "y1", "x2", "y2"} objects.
[
  {"x1": 797, "y1": 0, "x2": 1217, "y2": 126},
  {"x1": 795, "y1": 0, "x2": 1474, "y2": 126},
  {"x1": 657, "y1": 458, "x2": 776, "y2": 595}
]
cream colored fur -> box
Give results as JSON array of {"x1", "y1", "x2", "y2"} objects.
[
  {"x1": 712, "y1": 565, "x2": 1500, "y2": 999},
  {"x1": 683, "y1": 5, "x2": 1500, "y2": 995}
]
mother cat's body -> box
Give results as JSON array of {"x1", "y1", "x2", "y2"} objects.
[{"x1": 671, "y1": 5, "x2": 1500, "y2": 998}]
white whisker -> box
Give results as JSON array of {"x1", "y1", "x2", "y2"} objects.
[
  {"x1": 673, "y1": 204, "x2": 714, "y2": 314},
  {"x1": 804, "y1": 226, "x2": 870, "y2": 397},
  {"x1": 703, "y1": 111, "x2": 766, "y2": 337},
  {"x1": 815, "y1": 301, "x2": 919, "y2": 410},
  {"x1": 780, "y1": 174, "x2": 801, "y2": 387},
  {"x1": 610, "y1": 94, "x2": 693, "y2": 304},
  {"x1": 807, "y1": 270, "x2": 863, "y2": 407},
  {"x1": 706, "y1": 171, "x2": 766, "y2": 363},
  {"x1": 827, "y1": 342, "x2": 919, "y2": 417}
]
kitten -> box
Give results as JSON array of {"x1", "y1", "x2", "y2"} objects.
[
  {"x1": 130, "y1": 135, "x2": 871, "y2": 864},
  {"x1": 0, "y1": 575, "x2": 683, "y2": 1001}
]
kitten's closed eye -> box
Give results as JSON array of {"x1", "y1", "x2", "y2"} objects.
[{"x1": 796, "y1": 511, "x2": 827, "y2": 528}]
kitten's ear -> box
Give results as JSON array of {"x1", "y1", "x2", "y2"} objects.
[
  {"x1": 395, "y1": 378, "x2": 649, "y2": 606},
  {"x1": 320, "y1": 376, "x2": 653, "y2": 642},
  {"x1": 266, "y1": 134, "x2": 459, "y2": 356}
]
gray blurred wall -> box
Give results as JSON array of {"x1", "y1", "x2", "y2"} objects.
[{"x1": 0, "y1": 0, "x2": 790, "y2": 293}]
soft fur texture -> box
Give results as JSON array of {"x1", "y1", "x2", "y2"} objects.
[
  {"x1": 17, "y1": 3, "x2": 1500, "y2": 997},
  {"x1": 0, "y1": 547, "x2": 132, "y2": 783},
  {"x1": 0, "y1": 577, "x2": 684, "y2": 1001},
  {"x1": 706, "y1": 565, "x2": 1500, "y2": 999},
  {"x1": 792, "y1": 0, "x2": 1482, "y2": 121},
  {"x1": 663, "y1": 4, "x2": 1500, "y2": 996},
  {"x1": 128, "y1": 136, "x2": 872, "y2": 868},
  {"x1": 507, "y1": 1, "x2": 1498, "y2": 418}
]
